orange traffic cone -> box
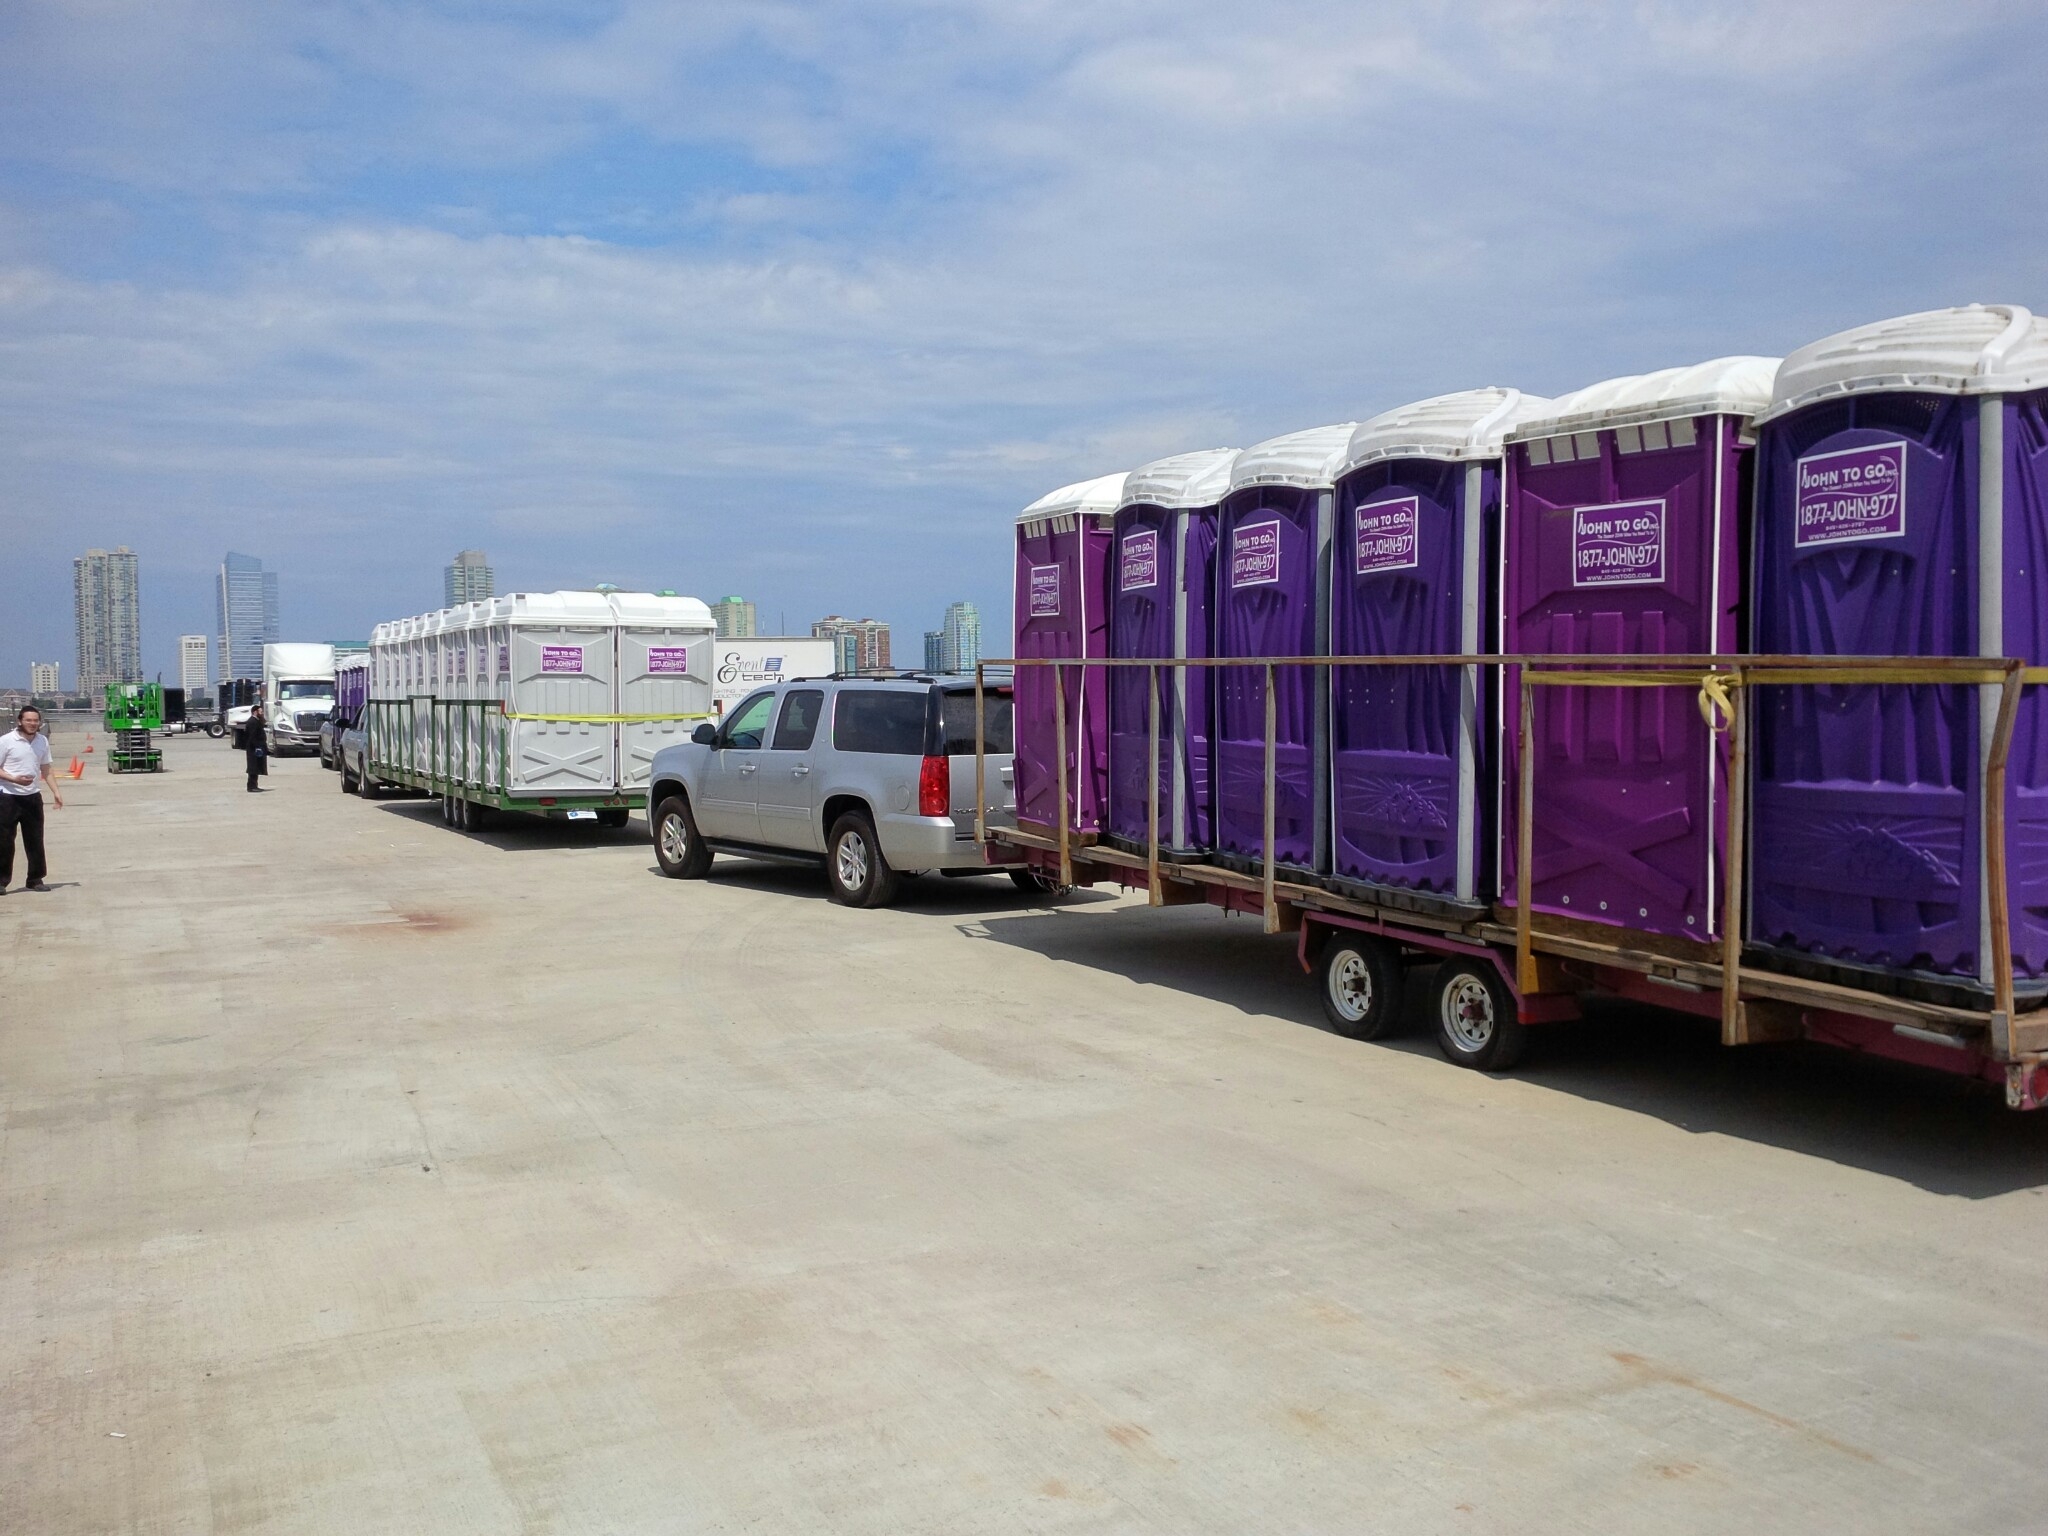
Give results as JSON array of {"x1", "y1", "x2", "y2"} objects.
[
  {"x1": 83, "y1": 732, "x2": 95, "y2": 754},
  {"x1": 67, "y1": 757, "x2": 85, "y2": 779}
]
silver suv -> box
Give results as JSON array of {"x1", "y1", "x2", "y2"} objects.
[{"x1": 647, "y1": 676, "x2": 1028, "y2": 906}]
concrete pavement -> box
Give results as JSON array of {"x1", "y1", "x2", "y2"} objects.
[{"x1": 5, "y1": 735, "x2": 2047, "y2": 1533}]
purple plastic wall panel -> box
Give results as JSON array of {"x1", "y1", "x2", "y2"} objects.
[
  {"x1": 1108, "y1": 505, "x2": 1216, "y2": 851},
  {"x1": 1330, "y1": 461, "x2": 1489, "y2": 896},
  {"x1": 1013, "y1": 519, "x2": 1111, "y2": 832},
  {"x1": 1216, "y1": 486, "x2": 1323, "y2": 868},
  {"x1": 337, "y1": 665, "x2": 367, "y2": 719},
  {"x1": 1501, "y1": 419, "x2": 1743, "y2": 938},
  {"x1": 1751, "y1": 391, "x2": 2048, "y2": 980}
]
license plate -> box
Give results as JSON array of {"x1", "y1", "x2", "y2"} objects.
[{"x1": 564, "y1": 809, "x2": 597, "y2": 821}]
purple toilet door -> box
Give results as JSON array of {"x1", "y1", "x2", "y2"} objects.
[
  {"x1": 1014, "y1": 520, "x2": 1110, "y2": 833},
  {"x1": 1330, "y1": 461, "x2": 1468, "y2": 894},
  {"x1": 1109, "y1": 507, "x2": 1172, "y2": 845},
  {"x1": 1216, "y1": 488, "x2": 1321, "y2": 868},
  {"x1": 1750, "y1": 395, "x2": 1980, "y2": 975},
  {"x1": 1502, "y1": 419, "x2": 1741, "y2": 938}
]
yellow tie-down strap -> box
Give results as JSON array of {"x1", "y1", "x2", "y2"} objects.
[
  {"x1": 1521, "y1": 662, "x2": 2029, "y2": 736},
  {"x1": 497, "y1": 710, "x2": 718, "y2": 724}
]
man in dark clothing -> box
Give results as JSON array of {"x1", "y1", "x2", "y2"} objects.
[{"x1": 245, "y1": 703, "x2": 269, "y2": 792}]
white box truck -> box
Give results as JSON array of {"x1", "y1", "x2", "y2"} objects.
[
  {"x1": 262, "y1": 643, "x2": 338, "y2": 755},
  {"x1": 708, "y1": 637, "x2": 836, "y2": 717}
]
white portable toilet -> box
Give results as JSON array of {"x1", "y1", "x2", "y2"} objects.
[
  {"x1": 504, "y1": 592, "x2": 619, "y2": 797},
  {"x1": 610, "y1": 592, "x2": 717, "y2": 792}
]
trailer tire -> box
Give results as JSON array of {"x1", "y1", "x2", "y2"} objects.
[
  {"x1": 653, "y1": 795, "x2": 713, "y2": 879},
  {"x1": 459, "y1": 796, "x2": 489, "y2": 833},
  {"x1": 826, "y1": 812, "x2": 900, "y2": 908},
  {"x1": 1319, "y1": 934, "x2": 1406, "y2": 1041},
  {"x1": 1432, "y1": 960, "x2": 1526, "y2": 1073},
  {"x1": 206, "y1": 722, "x2": 224, "y2": 740},
  {"x1": 596, "y1": 808, "x2": 629, "y2": 830}
]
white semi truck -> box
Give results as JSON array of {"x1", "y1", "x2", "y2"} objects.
[{"x1": 262, "y1": 642, "x2": 338, "y2": 755}]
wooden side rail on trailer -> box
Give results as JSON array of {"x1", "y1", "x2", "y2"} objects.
[{"x1": 972, "y1": 653, "x2": 2048, "y2": 1110}]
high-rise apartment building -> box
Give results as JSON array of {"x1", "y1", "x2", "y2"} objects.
[
  {"x1": 941, "y1": 600, "x2": 981, "y2": 673},
  {"x1": 444, "y1": 549, "x2": 495, "y2": 606},
  {"x1": 179, "y1": 635, "x2": 210, "y2": 701},
  {"x1": 29, "y1": 662, "x2": 60, "y2": 698},
  {"x1": 811, "y1": 616, "x2": 891, "y2": 673},
  {"x1": 217, "y1": 552, "x2": 280, "y2": 684},
  {"x1": 74, "y1": 546, "x2": 142, "y2": 694},
  {"x1": 710, "y1": 596, "x2": 757, "y2": 638},
  {"x1": 924, "y1": 630, "x2": 945, "y2": 672}
]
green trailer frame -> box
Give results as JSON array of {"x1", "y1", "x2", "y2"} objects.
[{"x1": 361, "y1": 696, "x2": 653, "y2": 821}]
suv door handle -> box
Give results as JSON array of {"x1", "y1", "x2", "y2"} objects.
[
  {"x1": 739, "y1": 764, "x2": 757, "y2": 775},
  {"x1": 792, "y1": 765, "x2": 811, "y2": 777}
]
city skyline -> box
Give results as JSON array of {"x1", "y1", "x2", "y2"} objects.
[
  {"x1": 73, "y1": 547, "x2": 141, "y2": 695},
  {"x1": 811, "y1": 615, "x2": 891, "y2": 674}
]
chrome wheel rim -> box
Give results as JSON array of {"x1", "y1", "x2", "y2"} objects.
[
  {"x1": 1329, "y1": 950, "x2": 1372, "y2": 1022},
  {"x1": 1443, "y1": 974, "x2": 1495, "y2": 1052},
  {"x1": 836, "y1": 832, "x2": 869, "y2": 891},
  {"x1": 659, "y1": 813, "x2": 690, "y2": 865}
]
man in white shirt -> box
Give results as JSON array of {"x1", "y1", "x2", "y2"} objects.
[{"x1": 0, "y1": 705, "x2": 63, "y2": 893}]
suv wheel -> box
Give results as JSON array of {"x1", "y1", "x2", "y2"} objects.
[
  {"x1": 653, "y1": 795, "x2": 713, "y2": 878},
  {"x1": 827, "y1": 812, "x2": 900, "y2": 908}
]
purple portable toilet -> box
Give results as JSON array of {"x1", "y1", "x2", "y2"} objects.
[
  {"x1": 1014, "y1": 471, "x2": 1128, "y2": 836},
  {"x1": 1214, "y1": 424, "x2": 1357, "y2": 876},
  {"x1": 1330, "y1": 388, "x2": 1549, "y2": 908},
  {"x1": 1750, "y1": 304, "x2": 2048, "y2": 988},
  {"x1": 1500, "y1": 358, "x2": 1778, "y2": 940},
  {"x1": 1107, "y1": 449, "x2": 1238, "y2": 856}
]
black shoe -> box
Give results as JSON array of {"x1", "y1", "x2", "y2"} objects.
[{"x1": 25, "y1": 881, "x2": 48, "y2": 892}]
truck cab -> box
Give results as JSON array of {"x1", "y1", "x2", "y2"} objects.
[{"x1": 263, "y1": 643, "x2": 338, "y2": 756}]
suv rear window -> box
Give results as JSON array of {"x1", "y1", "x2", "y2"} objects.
[
  {"x1": 939, "y1": 690, "x2": 1012, "y2": 755},
  {"x1": 832, "y1": 690, "x2": 928, "y2": 755}
]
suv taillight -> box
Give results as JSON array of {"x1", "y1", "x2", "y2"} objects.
[{"x1": 918, "y1": 755, "x2": 950, "y2": 817}]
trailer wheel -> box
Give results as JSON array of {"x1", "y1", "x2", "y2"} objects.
[
  {"x1": 1319, "y1": 934, "x2": 1405, "y2": 1040},
  {"x1": 827, "y1": 812, "x2": 900, "y2": 908},
  {"x1": 206, "y1": 722, "x2": 224, "y2": 739},
  {"x1": 596, "y1": 808, "x2": 629, "y2": 830},
  {"x1": 652, "y1": 795, "x2": 713, "y2": 879},
  {"x1": 1432, "y1": 960, "x2": 1526, "y2": 1073},
  {"x1": 459, "y1": 796, "x2": 490, "y2": 833}
]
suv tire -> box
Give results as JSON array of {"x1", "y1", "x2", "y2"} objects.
[
  {"x1": 827, "y1": 812, "x2": 900, "y2": 908},
  {"x1": 653, "y1": 795, "x2": 713, "y2": 879},
  {"x1": 356, "y1": 763, "x2": 381, "y2": 799}
]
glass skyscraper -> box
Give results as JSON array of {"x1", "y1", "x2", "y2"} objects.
[{"x1": 217, "y1": 552, "x2": 279, "y2": 684}]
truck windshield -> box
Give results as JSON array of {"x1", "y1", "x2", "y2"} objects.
[
  {"x1": 277, "y1": 680, "x2": 334, "y2": 700},
  {"x1": 939, "y1": 691, "x2": 1012, "y2": 755}
]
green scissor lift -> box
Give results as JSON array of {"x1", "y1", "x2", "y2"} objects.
[{"x1": 102, "y1": 683, "x2": 166, "y2": 773}]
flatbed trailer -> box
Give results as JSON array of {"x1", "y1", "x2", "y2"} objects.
[
  {"x1": 360, "y1": 696, "x2": 640, "y2": 830},
  {"x1": 975, "y1": 653, "x2": 2048, "y2": 1110}
]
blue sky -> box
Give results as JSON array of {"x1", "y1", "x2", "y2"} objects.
[{"x1": 5, "y1": 0, "x2": 2046, "y2": 685}]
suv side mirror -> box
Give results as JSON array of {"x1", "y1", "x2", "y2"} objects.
[{"x1": 692, "y1": 723, "x2": 718, "y2": 746}]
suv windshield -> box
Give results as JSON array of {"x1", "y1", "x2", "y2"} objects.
[
  {"x1": 277, "y1": 680, "x2": 333, "y2": 700},
  {"x1": 833, "y1": 690, "x2": 927, "y2": 755},
  {"x1": 939, "y1": 691, "x2": 1012, "y2": 755}
]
